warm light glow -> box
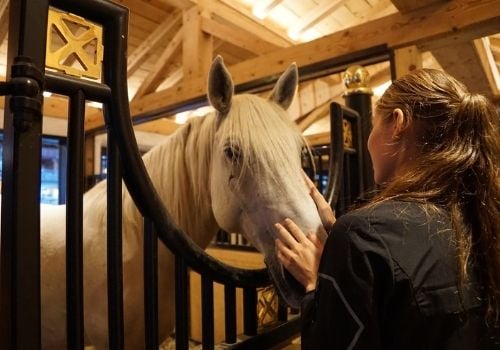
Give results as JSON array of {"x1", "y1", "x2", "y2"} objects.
[
  {"x1": 191, "y1": 106, "x2": 214, "y2": 117},
  {"x1": 252, "y1": 4, "x2": 268, "y2": 20},
  {"x1": 373, "y1": 80, "x2": 392, "y2": 97},
  {"x1": 299, "y1": 28, "x2": 322, "y2": 42},
  {"x1": 175, "y1": 111, "x2": 190, "y2": 124},
  {"x1": 88, "y1": 101, "x2": 103, "y2": 109},
  {"x1": 43, "y1": 91, "x2": 52, "y2": 98},
  {"x1": 287, "y1": 28, "x2": 301, "y2": 41}
]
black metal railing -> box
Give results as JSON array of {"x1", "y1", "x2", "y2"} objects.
[{"x1": 0, "y1": 1, "x2": 302, "y2": 349}]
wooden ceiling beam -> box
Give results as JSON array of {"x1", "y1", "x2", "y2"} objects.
[
  {"x1": 206, "y1": 0, "x2": 292, "y2": 48},
  {"x1": 84, "y1": 0, "x2": 500, "y2": 131},
  {"x1": 392, "y1": 0, "x2": 497, "y2": 97},
  {"x1": 390, "y1": 0, "x2": 447, "y2": 13},
  {"x1": 200, "y1": 17, "x2": 280, "y2": 54},
  {"x1": 0, "y1": 0, "x2": 8, "y2": 45},
  {"x1": 473, "y1": 37, "x2": 500, "y2": 95},
  {"x1": 431, "y1": 41, "x2": 494, "y2": 96},
  {"x1": 157, "y1": 0, "x2": 197, "y2": 10},
  {"x1": 134, "y1": 117, "x2": 180, "y2": 135},
  {"x1": 288, "y1": 0, "x2": 347, "y2": 39},
  {"x1": 132, "y1": 26, "x2": 183, "y2": 100},
  {"x1": 183, "y1": 6, "x2": 213, "y2": 81},
  {"x1": 127, "y1": 11, "x2": 182, "y2": 76}
]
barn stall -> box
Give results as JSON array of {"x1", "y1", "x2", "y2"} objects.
[{"x1": 0, "y1": 0, "x2": 499, "y2": 349}]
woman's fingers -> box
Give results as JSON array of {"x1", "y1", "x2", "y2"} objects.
[
  {"x1": 274, "y1": 222, "x2": 300, "y2": 248},
  {"x1": 282, "y1": 218, "x2": 309, "y2": 244},
  {"x1": 302, "y1": 172, "x2": 336, "y2": 230},
  {"x1": 303, "y1": 172, "x2": 317, "y2": 192}
]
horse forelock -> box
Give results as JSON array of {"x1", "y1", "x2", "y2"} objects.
[{"x1": 220, "y1": 94, "x2": 306, "y2": 193}]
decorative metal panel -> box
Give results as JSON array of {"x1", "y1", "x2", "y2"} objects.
[{"x1": 46, "y1": 8, "x2": 103, "y2": 80}]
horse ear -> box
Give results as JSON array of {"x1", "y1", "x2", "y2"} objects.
[
  {"x1": 269, "y1": 63, "x2": 298, "y2": 110},
  {"x1": 208, "y1": 55, "x2": 234, "y2": 115}
]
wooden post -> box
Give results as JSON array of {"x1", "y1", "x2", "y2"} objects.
[
  {"x1": 393, "y1": 45, "x2": 422, "y2": 78},
  {"x1": 183, "y1": 5, "x2": 213, "y2": 80}
]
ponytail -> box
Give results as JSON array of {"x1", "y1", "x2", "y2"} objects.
[
  {"x1": 375, "y1": 69, "x2": 500, "y2": 326},
  {"x1": 455, "y1": 93, "x2": 500, "y2": 326}
]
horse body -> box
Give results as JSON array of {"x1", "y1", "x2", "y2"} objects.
[{"x1": 8, "y1": 57, "x2": 324, "y2": 349}]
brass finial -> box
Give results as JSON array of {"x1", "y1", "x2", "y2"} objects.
[{"x1": 342, "y1": 65, "x2": 373, "y2": 96}]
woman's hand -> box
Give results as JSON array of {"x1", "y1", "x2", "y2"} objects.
[
  {"x1": 303, "y1": 172, "x2": 336, "y2": 232},
  {"x1": 275, "y1": 218, "x2": 324, "y2": 292}
]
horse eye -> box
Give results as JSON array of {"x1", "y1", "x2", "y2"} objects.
[{"x1": 224, "y1": 146, "x2": 241, "y2": 163}]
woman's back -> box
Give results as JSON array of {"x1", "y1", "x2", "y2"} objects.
[{"x1": 301, "y1": 200, "x2": 496, "y2": 349}]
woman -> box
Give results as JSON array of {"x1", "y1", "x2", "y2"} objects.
[{"x1": 275, "y1": 68, "x2": 499, "y2": 349}]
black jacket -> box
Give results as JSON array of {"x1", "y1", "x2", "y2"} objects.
[{"x1": 300, "y1": 200, "x2": 498, "y2": 349}]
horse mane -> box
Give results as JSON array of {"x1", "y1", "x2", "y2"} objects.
[{"x1": 140, "y1": 115, "x2": 219, "y2": 246}]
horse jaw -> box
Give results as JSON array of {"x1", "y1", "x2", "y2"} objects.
[{"x1": 236, "y1": 181, "x2": 325, "y2": 309}]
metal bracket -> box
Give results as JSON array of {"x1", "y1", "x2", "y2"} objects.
[{"x1": 0, "y1": 56, "x2": 44, "y2": 130}]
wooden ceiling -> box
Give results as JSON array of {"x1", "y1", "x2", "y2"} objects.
[{"x1": 0, "y1": 0, "x2": 499, "y2": 137}]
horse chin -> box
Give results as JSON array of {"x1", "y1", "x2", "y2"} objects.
[{"x1": 265, "y1": 257, "x2": 305, "y2": 309}]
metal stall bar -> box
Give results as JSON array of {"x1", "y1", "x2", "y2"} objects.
[
  {"x1": 144, "y1": 218, "x2": 159, "y2": 350},
  {"x1": 45, "y1": 72, "x2": 111, "y2": 102},
  {"x1": 324, "y1": 103, "x2": 345, "y2": 209},
  {"x1": 66, "y1": 89, "x2": 86, "y2": 349},
  {"x1": 175, "y1": 257, "x2": 190, "y2": 350},
  {"x1": 224, "y1": 285, "x2": 237, "y2": 344},
  {"x1": 0, "y1": 0, "x2": 49, "y2": 347},
  {"x1": 201, "y1": 275, "x2": 215, "y2": 349},
  {"x1": 107, "y1": 133, "x2": 125, "y2": 349},
  {"x1": 278, "y1": 301, "x2": 288, "y2": 322},
  {"x1": 329, "y1": 102, "x2": 365, "y2": 212},
  {"x1": 243, "y1": 288, "x2": 258, "y2": 336}
]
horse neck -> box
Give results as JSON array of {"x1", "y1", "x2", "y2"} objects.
[{"x1": 140, "y1": 116, "x2": 219, "y2": 248}]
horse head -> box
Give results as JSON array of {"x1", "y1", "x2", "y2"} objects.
[{"x1": 207, "y1": 56, "x2": 325, "y2": 308}]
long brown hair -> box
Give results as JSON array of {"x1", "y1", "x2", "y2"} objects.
[{"x1": 375, "y1": 68, "x2": 500, "y2": 325}]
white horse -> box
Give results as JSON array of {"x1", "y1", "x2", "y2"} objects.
[{"x1": 17, "y1": 56, "x2": 325, "y2": 349}]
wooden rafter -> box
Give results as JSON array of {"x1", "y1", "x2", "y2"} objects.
[
  {"x1": 288, "y1": 0, "x2": 347, "y2": 38},
  {"x1": 135, "y1": 117, "x2": 180, "y2": 135},
  {"x1": 490, "y1": 36, "x2": 500, "y2": 62},
  {"x1": 132, "y1": 27, "x2": 183, "y2": 100},
  {"x1": 84, "y1": 0, "x2": 500, "y2": 131},
  {"x1": 200, "y1": 17, "x2": 280, "y2": 54},
  {"x1": 127, "y1": 11, "x2": 182, "y2": 76},
  {"x1": 207, "y1": 0, "x2": 292, "y2": 48},
  {"x1": 390, "y1": 0, "x2": 446, "y2": 13},
  {"x1": 183, "y1": 6, "x2": 213, "y2": 80},
  {"x1": 157, "y1": 0, "x2": 196, "y2": 10},
  {"x1": 431, "y1": 41, "x2": 493, "y2": 96},
  {"x1": 391, "y1": 0, "x2": 496, "y2": 96},
  {"x1": 473, "y1": 37, "x2": 500, "y2": 95}
]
